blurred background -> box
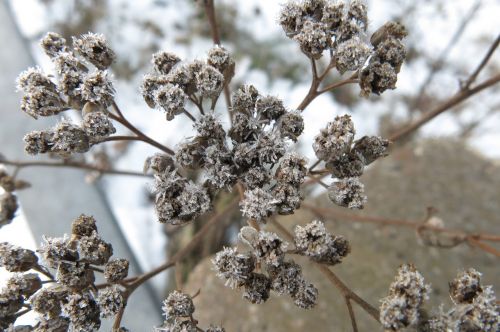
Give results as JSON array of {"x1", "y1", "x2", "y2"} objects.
[{"x1": 1, "y1": 0, "x2": 499, "y2": 330}]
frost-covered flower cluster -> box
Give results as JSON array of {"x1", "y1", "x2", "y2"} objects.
[
  {"x1": 0, "y1": 215, "x2": 129, "y2": 331},
  {"x1": 156, "y1": 290, "x2": 225, "y2": 332},
  {"x1": 142, "y1": 54, "x2": 308, "y2": 225},
  {"x1": 313, "y1": 114, "x2": 389, "y2": 209},
  {"x1": 17, "y1": 32, "x2": 117, "y2": 156},
  {"x1": 212, "y1": 221, "x2": 350, "y2": 309},
  {"x1": 380, "y1": 266, "x2": 499, "y2": 332},
  {"x1": 279, "y1": 0, "x2": 407, "y2": 96},
  {"x1": 380, "y1": 264, "x2": 430, "y2": 331}
]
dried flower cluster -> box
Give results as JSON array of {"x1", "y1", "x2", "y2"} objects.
[
  {"x1": 212, "y1": 221, "x2": 349, "y2": 308},
  {"x1": 0, "y1": 168, "x2": 31, "y2": 228},
  {"x1": 18, "y1": 32, "x2": 117, "y2": 156},
  {"x1": 156, "y1": 290, "x2": 225, "y2": 332},
  {"x1": 0, "y1": 215, "x2": 130, "y2": 331},
  {"x1": 279, "y1": 0, "x2": 407, "y2": 96},
  {"x1": 313, "y1": 114, "x2": 389, "y2": 209},
  {"x1": 380, "y1": 266, "x2": 499, "y2": 332}
]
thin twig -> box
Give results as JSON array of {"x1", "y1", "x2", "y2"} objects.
[
  {"x1": 1, "y1": 159, "x2": 151, "y2": 178},
  {"x1": 462, "y1": 34, "x2": 500, "y2": 89},
  {"x1": 345, "y1": 296, "x2": 359, "y2": 332}
]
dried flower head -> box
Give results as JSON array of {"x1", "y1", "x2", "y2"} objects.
[
  {"x1": 39, "y1": 235, "x2": 78, "y2": 268},
  {"x1": 207, "y1": 45, "x2": 235, "y2": 82},
  {"x1": 313, "y1": 114, "x2": 355, "y2": 161},
  {"x1": 73, "y1": 32, "x2": 116, "y2": 69},
  {"x1": 53, "y1": 52, "x2": 87, "y2": 99},
  {"x1": 1, "y1": 192, "x2": 18, "y2": 228},
  {"x1": 212, "y1": 247, "x2": 255, "y2": 288},
  {"x1": 292, "y1": 281, "x2": 318, "y2": 309},
  {"x1": 104, "y1": 258, "x2": 130, "y2": 283},
  {"x1": 380, "y1": 264, "x2": 430, "y2": 331},
  {"x1": 294, "y1": 220, "x2": 350, "y2": 265},
  {"x1": 82, "y1": 111, "x2": 116, "y2": 141},
  {"x1": 162, "y1": 291, "x2": 195, "y2": 319},
  {"x1": 276, "y1": 153, "x2": 308, "y2": 185},
  {"x1": 152, "y1": 51, "x2": 181, "y2": 75},
  {"x1": 335, "y1": 37, "x2": 371, "y2": 74},
  {"x1": 449, "y1": 268, "x2": 483, "y2": 304},
  {"x1": 0, "y1": 242, "x2": 38, "y2": 272},
  {"x1": 154, "y1": 83, "x2": 187, "y2": 120},
  {"x1": 242, "y1": 273, "x2": 271, "y2": 304},
  {"x1": 63, "y1": 291, "x2": 101, "y2": 331},
  {"x1": 23, "y1": 130, "x2": 54, "y2": 155},
  {"x1": 97, "y1": 285, "x2": 124, "y2": 318},
  {"x1": 20, "y1": 88, "x2": 66, "y2": 119},
  {"x1": 30, "y1": 285, "x2": 67, "y2": 317},
  {"x1": 267, "y1": 260, "x2": 304, "y2": 296},
  {"x1": 40, "y1": 32, "x2": 68, "y2": 58},
  {"x1": 6, "y1": 273, "x2": 42, "y2": 298},
  {"x1": 278, "y1": 110, "x2": 305, "y2": 142},
  {"x1": 194, "y1": 64, "x2": 224, "y2": 98},
  {"x1": 240, "y1": 188, "x2": 278, "y2": 223},
  {"x1": 78, "y1": 231, "x2": 113, "y2": 265},
  {"x1": 351, "y1": 135, "x2": 389, "y2": 165},
  {"x1": 242, "y1": 229, "x2": 288, "y2": 267},
  {"x1": 328, "y1": 177, "x2": 367, "y2": 209},
  {"x1": 144, "y1": 153, "x2": 175, "y2": 174},
  {"x1": 80, "y1": 70, "x2": 115, "y2": 107},
  {"x1": 52, "y1": 121, "x2": 90, "y2": 155}
]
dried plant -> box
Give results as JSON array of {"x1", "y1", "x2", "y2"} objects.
[{"x1": 1, "y1": 0, "x2": 499, "y2": 331}]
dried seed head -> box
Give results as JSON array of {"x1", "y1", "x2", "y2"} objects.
[
  {"x1": 292, "y1": 281, "x2": 318, "y2": 309},
  {"x1": 0, "y1": 288, "x2": 24, "y2": 319},
  {"x1": 39, "y1": 235, "x2": 78, "y2": 268},
  {"x1": 380, "y1": 264, "x2": 430, "y2": 331},
  {"x1": 63, "y1": 291, "x2": 101, "y2": 331},
  {"x1": 78, "y1": 231, "x2": 113, "y2": 265},
  {"x1": 56, "y1": 262, "x2": 95, "y2": 289},
  {"x1": 194, "y1": 113, "x2": 226, "y2": 139},
  {"x1": 20, "y1": 89, "x2": 66, "y2": 119},
  {"x1": 293, "y1": 20, "x2": 330, "y2": 59},
  {"x1": 232, "y1": 84, "x2": 259, "y2": 113},
  {"x1": 104, "y1": 258, "x2": 129, "y2": 283},
  {"x1": 0, "y1": 242, "x2": 38, "y2": 272},
  {"x1": 277, "y1": 110, "x2": 304, "y2": 142},
  {"x1": 53, "y1": 52, "x2": 87, "y2": 99},
  {"x1": 16, "y1": 67, "x2": 57, "y2": 93},
  {"x1": 334, "y1": 37, "x2": 371, "y2": 74},
  {"x1": 195, "y1": 64, "x2": 224, "y2": 98},
  {"x1": 276, "y1": 153, "x2": 308, "y2": 185},
  {"x1": 7, "y1": 273, "x2": 42, "y2": 298},
  {"x1": 80, "y1": 70, "x2": 115, "y2": 107},
  {"x1": 144, "y1": 153, "x2": 175, "y2": 174},
  {"x1": 152, "y1": 51, "x2": 181, "y2": 75},
  {"x1": 321, "y1": 1, "x2": 345, "y2": 31},
  {"x1": 241, "y1": 167, "x2": 270, "y2": 189},
  {"x1": 375, "y1": 38, "x2": 406, "y2": 69},
  {"x1": 97, "y1": 286, "x2": 124, "y2": 318},
  {"x1": 359, "y1": 60, "x2": 398, "y2": 96},
  {"x1": 153, "y1": 83, "x2": 187, "y2": 120},
  {"x1": 256, "y1": 95, "x2": 286, "y2": 121},
  {"x1": 31, "y1": 285, "x2": 67, "y2": 317},
  {"x1": 52, "y1": 121, "x2": 90, "y2": 155},
  {"x1": 176, "y1": 183, "x2": 212, "y2": 222},
  {"x1": 240, "y1": 188, "x2": 278, "y2": 223},
  {"x1": 351, "y1": 135, "x2": 389, "y2": 165},
  {"x1": 242, "y1": 273, "x2": 271, "y2": 304},
  {"x1": 279, "y1": 1, "x2": 305, "y2": 36},
  {"x1": 82, "y1": 111, "x2": 116, "y2": 141},
  {"x1": 328, "y1": 177, "x2": 367, "y2": 209},
  {"x1": 207, "y1": 45, "x2": 235, "y2": 83},
  {"x1": 256, "y1": 131, "x2": 287, "y2": 164},
  {"x1": 167, "y1": 64, "x2": 196, "y2": 94},
  {"x1": 449, "y1": 268, "x2": 483, "y2": 304},
  {"x1": 162, "y1": 291, "x2": 195, "y2": 319},
  {"x1": 273, "y1": 183, "x2": 303, "y2": 215},
  {"x1": 294, "y1": 220, "x2": 350, "y2": 265},
  {"x1": 267, "y1": 260, "x2": 304, "y2": 296},
  {"x1": 40, "y1": 32, "x2": 68, "y2": 58},
  {"x1": 1, "y1": 192, "x2": 18, "y2": 228},
  {"x1": 23, "y1": 130, "x2": 54, "y2": 155},
  {"x1": 244, "y1": 230, "x2": 288, "y2": 267},
  {"x1": 206, "y1": 325, "x2": 226, "y2": 332},
  {"x1": 347, "y1": 0, "x2": 368, "y2": 31},
  {"x1": 370, "y1": 21, "x2": 408, "y2": 47},
  {"x1": 212, "y1": 247, "x2": 256, "y2": 288},
  {"x1": 141, "y1": 73, "x2": 169, "y2": 108},
  {"x1": 313, "y1": 114, "x2": 355, "y2": 161},
  {"x1": 73, "y1": 32, "x2": 116, "y2": 69},
  {"x1": 35, "y1": 316, "x2": 70, "y2": 331},
  {"x1": 325, "y1": 152, "x2": 365, "y2": 179}
]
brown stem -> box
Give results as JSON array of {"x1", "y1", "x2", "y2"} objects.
[
  {"x1": 462, "y1": 34, "x2": 500, "y2": 89},
  {"x1": 108, "y1": 102, "x2": 175, "y2": 155},
  {"x1": 271, "y1": 219, "x2": 381, "y2": 323},
  {"x1": 1, "y1": 159, "x2": 151, "y2": 178},
  {"x1": 345, "y1": 297, "x2": 359, "y2": 332}
]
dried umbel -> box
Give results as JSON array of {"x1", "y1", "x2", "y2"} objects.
[{"x1": 380, "y1": 264, "x2": 430, "y2": 331}]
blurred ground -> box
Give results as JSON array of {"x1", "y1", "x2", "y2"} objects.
[{"x1": 184, "y1": 138, "x2": 499, "y2": 331}]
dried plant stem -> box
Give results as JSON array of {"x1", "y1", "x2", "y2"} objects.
[
  {"x1": 303, "y1": 203, "x2": 500, "y2": 257},
  {"x1": 111, "y1": 198, "x2": 239, "y2": 328},
  {"x1": 345, "y1": 296, "x2": 359, "y2": 332},
  {"x1": 390, "y1": 36, "x2": 500, "y2": 142},
  {"x1": 108, "y1": 101, "x2": 175, "y2": 155},
  {"x1": 0, "y1": 159, "x2": 150, "y2": 178},
  {"x1": 271, "y1": 218, "x2": 381, "y2": 325}
]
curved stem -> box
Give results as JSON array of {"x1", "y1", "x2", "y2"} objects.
[{"x1": 108, "y1": 102, "x2": 175, "y2": 155}]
